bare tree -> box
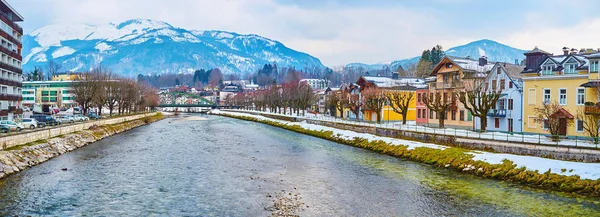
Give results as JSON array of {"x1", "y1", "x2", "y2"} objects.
[
  {"x1": 422, "y1": 91, "x2": 450, "y2": 128},
  {"x1": 387, "y1": 90, "x2": 415, "y2": 125},
  {"x1": 348, "y1": 93, "x2": 362, "y2": 120},
  {"x1": 577, "y1": 108, "x2": 600, "y2": 144},
  {"x1": 362, "y1": 88, "x2": 385, "y2": 123},
  {"x1": 533, "y1": 101, "x2": 573, "y2": 142},
  {"x1": 456, "y1": 78, "x2": 502, "y2": 132},
  {"x1": 72, "y1": 73, "x2": 95, "y2": 115},
  {"x1": 327, "y1": 91, "x2": 347, "y2": 118},
  {"x1": 46, "y1": 60, "x2": 62, "y2": 81}
]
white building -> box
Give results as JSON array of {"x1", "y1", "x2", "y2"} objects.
[
  {"x1": 475, "y1": 63, "x2": 525, "y2": 133},
  {"x1": 300, "y1": 79, "x2": 329, "y2": 90}
]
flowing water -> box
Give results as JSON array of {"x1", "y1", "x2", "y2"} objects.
[{"x1": 0, "y1": 115, "x2": 598, "y2": 216}]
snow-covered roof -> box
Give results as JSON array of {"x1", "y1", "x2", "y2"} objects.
[
  {"x1": 362, "y1": 76, "x2": 427, "y2": 89},
  {"x1": 586, "y1": 52, "x2": 600, "y2": 59},
  {"x1": 448, "y1": 56, "x2": 495, "y2": 73}
]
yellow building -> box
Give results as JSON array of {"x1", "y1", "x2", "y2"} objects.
[
  {"x1": 52, "y1": 72, "x2": 81, "y2": 81},
  {"x1": 356, "y1": 75, "x2": 424, "y2": 122},
  {"x1": 522, "y1": 47, "x2": 599, "y2": 137}
]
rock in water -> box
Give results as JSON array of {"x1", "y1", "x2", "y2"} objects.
[{"x1": 61, "y1": 168, "x2": 68, "y2": 171}]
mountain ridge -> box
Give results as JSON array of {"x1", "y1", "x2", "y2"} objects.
[
  {"x1": 347, "y1": 39, "x2": 528, "y2": 72},
  {"x1": 23, "y1": 19, "x2": 325, "y2": 76}
]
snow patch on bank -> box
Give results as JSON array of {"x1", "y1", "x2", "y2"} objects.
[{"x1": 215, "y1": 110, "x2": 600, "y2": 180}]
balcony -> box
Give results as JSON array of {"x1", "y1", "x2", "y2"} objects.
[
  {"x1": 584, "y1": 106, "x2": 600, "y2": 115},
  {"x1": 0, "y1": 94, "x2": 21, "y2": 101},
  {"x1": 433, "y1": 81, "x2": 464, "y2": 90},
  {"x1": 0, "y1": 61, "x2": 22, "y2": 74},
  {"x1": 487, "y1": 109, "x2": 507, "y2": 117}
]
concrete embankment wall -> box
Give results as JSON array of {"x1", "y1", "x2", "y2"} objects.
[
  {"x1": 0, "y1": 113, "x2": 157, "y2": 150},
  {"x1": 0, "y1": 114, "x2": 163, "y2": 179},
  {"x1": 230, "y1": 111, "x2": 600, "y2": 162}
]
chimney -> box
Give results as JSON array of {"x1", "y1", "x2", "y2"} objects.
[
  {"x1": 562, "y1": 47, "x2": 569, "y2": 55},
  {"x1": 570, "y1": 48, "x2": 578, "y2": 55},
  {"x1": 392, "y1": 71, "x2": 399, "y2": 79},
  {"x1": 479, "y1": 56, "x2": 488, "y2": 66}
]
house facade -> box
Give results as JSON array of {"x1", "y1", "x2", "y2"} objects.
[
  {"x1": 521, "y1": 47, "x2": 598, "y2": 137},
  {"x1": 22, "y1": 81, "x2": 76, "y2": 108},
  {"x1": 428, "y1": 56, "x2": 495, "y2": 129},
  {"x1": 415, "y1": 88, "x2": 429, "y2": 126},
  {"x1": 356, "y1": 74, "x2": 424, "y2": 122},
  {"x1": 474, "y1": 63, "x2": 525, "y2": 133},
  {"x1": 0, "y1": 1, "x2": 23, "y2": 121}
]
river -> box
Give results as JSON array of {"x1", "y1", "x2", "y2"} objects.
[{"x1": 0, "y1": 115, "x2": 598, "y2": 216}]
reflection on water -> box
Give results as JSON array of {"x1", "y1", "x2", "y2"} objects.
[{"x1": 0, "y1": 115, "x2": 598, "y2": 216}]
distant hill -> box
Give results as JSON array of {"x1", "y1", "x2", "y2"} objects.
[
  {"x1": 346, "y1": 39, "x2": 527, "y2": 72},
  {"x1": 23, "y1": 19, "x2": 325, "y2": 76}
]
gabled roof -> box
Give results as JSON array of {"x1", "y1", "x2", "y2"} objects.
[
  {"x1": 524, "y1": 47, "x2": 551, "y2": 55},
  {"x1": 499, "y1": 63, "x2": 525, "y2": 79},
  {"x1": 431, "y1": 56, "x2": 495, "y2": 76},
  {"x1": 358, "y1": 76, "x2": 427, "y2": 89}
]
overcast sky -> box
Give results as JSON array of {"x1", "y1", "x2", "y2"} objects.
[{"x1": 10, "y1": 0, "x2": 600, "y2": 67}]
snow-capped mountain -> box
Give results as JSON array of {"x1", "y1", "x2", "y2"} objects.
[
  {"x1": 348, "y1": 39, "x2": 527, "y2": 72},
  {"x1": 23, "y1": 19, "x2": 324, "y2": 76},
  {"x1": 344, "y1": 62, "x2": 390, "y2": 71}
]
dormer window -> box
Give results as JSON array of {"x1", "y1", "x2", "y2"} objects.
[
  {"x1": 564, "y1": 64, "x2": 577, "y2": 74},
  {"x1": 542, "y1": 66, "x2": 553, "y2": 75},
  {"x1": 496, "y1": 67, "x2": 501, "y2": 74},
  {"x1": 590, "y1": 60, "x2": 599, "y2": 72}
]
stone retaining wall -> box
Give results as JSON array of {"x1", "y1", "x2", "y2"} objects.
[
  {"x1": 0, "y1": 114, "x2": 163, "y2": 179},
  {"x1": 0, "y1": 113, "x2": 157, "y2": 150}
]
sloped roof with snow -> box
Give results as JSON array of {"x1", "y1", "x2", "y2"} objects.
[
  {"x1": 447, "y1": 56, "x2": 496, "y2": 73},
  {"x1": 361, "y1": 76, "x2": 428, "y2": 89}
]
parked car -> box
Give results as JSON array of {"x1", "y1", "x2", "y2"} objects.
[
  {"x1": 73, "y1": 107, "x2": 82, "y2": 114},
  {"x1": 55, "y1": 115, "x2": 75, "y2": 124},
  {"x1": 0, "y1": 124, "x2": 9, "y2": 133},
  {"x1": 0, "y1": 120, "x2": 24, "y2": 131},
  {"x1": 31, "y1": 114, "x2": 61, "y2": 126},
  {"x1": 74, "y1": 114, "x2": 89, "y2": 121},
  {"x1": 21, "y1": 118, "x2": 39, "y2": 129},
  {"x1": 87, "y1": 112, "x2": 100, "y2": 120}
]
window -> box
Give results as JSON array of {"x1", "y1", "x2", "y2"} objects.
[
  {"x1": 497, "y1": 67, "x2": 501, "y2": 74},
  {"x1": 577, "y1": 120, "x2": 584, "y2": 132},
  {"x1": 542, "y1": 66, "x2": 553, "y2": 75},
  {"x1": 495, "y1": 118, "x2": 500, "y2": 128},
  {"x1": 508, "y1": 99, "x2": 514, "y2": 110},
  {"x1": 577, "y1": 88, "x2": 585, "y2": 105},
  {"x1": 460, "y1": 110, "x2": 465, "y2": 121},
  {"x1": 467, "y1": 111, "x2": 472, "y2": 121},
  {"x1": 498, "y1": 99, "x2": 505, "y2": 110},
  {"x1": 559, "y1": 89, "x2": 567, "y2": 105},
  {"x1": 491, "y1": 80, "x2": 497, "y2": 91},
  {"x1": 543, "y1": 119, "x2": 549, "y2": 129},
  {"x1": 417, "y1": 93, "x2": 421, "y2": 103},
  {"x1": 591, "y1": 60, "x2": 599, "y2": 72},
  {"x1": 528, "y1": 89, "x2": 536, "y2": 105},
  {"x1": 451, "y1": 110, "x2": 456, "y2": 121},
  {"x1": 417, "y1": 109, "x2": 421, "y2": 118},
  {"x1": 500, "y1": 79, "x2": 505, "y2": 90},
  {"x1": 564, "y1": 64, "x2": 577, "y2": 74},
  {"x1": 543, "y1": 89, "x2": 551, "y2": 104},
  {"x1": 430, "y1": 110, "x2": 433, "y2": 119},
  {"x1": 423, "y1": 109, "x2": 427, "y2": 119},
  {"x1": 509, "y1": 81, "x2": 513, "y2": 88}
]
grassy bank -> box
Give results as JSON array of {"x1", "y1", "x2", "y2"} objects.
[{"x1": 219, "y1": 113, "x2": 600, "y2": 198}]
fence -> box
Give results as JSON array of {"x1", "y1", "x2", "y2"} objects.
[
  {"x1": 230, "y1": 109, "x2": 600, "y2": 150},
  {"x1": 0, "y1": 112, "x2": 157, "y2": 150}
]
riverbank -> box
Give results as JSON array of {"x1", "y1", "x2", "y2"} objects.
[
  {"x1": 0, "y1": 113, "x2": 165, "y2": 179},
  {"x1": 214, "y1": 110, "x2": 600, "y2": 198}
]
